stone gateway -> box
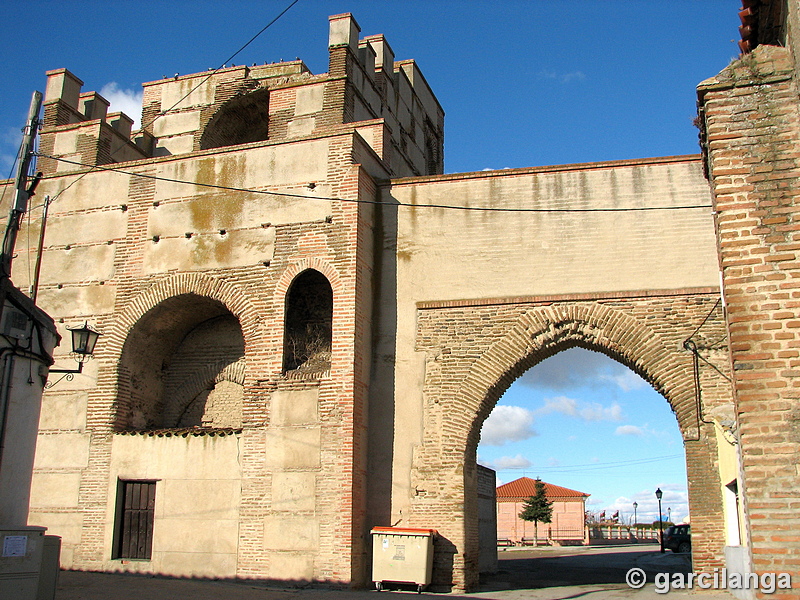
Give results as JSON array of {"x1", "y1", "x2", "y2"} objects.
[{"x1": 7, "y1": 3, "x2": 800, "y2": 595}]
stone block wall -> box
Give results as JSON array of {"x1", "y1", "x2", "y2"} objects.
[{"x1": 22, "y1": 78, "x2": 385, "y2": 583}]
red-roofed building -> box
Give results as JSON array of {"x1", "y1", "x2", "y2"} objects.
[{"x1": 496, "y1": 478, "x2": 589, "y2": 545}]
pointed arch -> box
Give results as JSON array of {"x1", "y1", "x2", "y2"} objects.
[
  {"x1": 407, "y1": 298, "x2": 723, "y2": 591},
  {"x1": 460, "y1": 303, "x2": 697, "y2": 456}
]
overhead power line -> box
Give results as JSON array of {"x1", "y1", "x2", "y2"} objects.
[
  {"x1": 32, "y1": 154, "x2": 715, "y2": 214},
  {"x1": 488, "y1": 453, "x2": 684, "y2": 473}
]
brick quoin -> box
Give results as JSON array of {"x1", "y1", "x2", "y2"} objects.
[{"x1": 698, "y1": 12, "x2": 800, "y2": 597}]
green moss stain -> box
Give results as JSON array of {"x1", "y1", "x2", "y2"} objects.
[{"x1": 189, "y1": 156, "x2": 246, "y2": 232}]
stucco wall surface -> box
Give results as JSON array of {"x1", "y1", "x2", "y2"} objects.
[
  {"x1": 106, "y1": 434, "x2": 242, "y2": 577},
  {"x1": 378, "y1": 156, "x2": 719, "y2": 524}
]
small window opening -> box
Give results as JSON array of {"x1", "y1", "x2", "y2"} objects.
[{"x1": 283, "y1": 270, "x2": 333, "y2": 373}]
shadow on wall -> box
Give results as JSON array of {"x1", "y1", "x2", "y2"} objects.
[
  {"x1": 365, "y1": 193, "x2": 399, "y2": 533},
  {"x1": 430, "y1": 533, "x2": 457, "y2": 593}
]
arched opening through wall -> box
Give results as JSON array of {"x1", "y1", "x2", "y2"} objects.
[
  {"x1": 475, "y1": 347, "x2": 692, "y2": 588},
  {"x1": 282, "y1": 269, "x2": 333, "y2": 375}
]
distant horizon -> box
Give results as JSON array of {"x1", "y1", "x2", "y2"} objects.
[{"x1": 478, "y1": 348, "x2": 689, "y2": 525}]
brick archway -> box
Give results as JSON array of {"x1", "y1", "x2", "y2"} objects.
[
  {"x1": 96, "y1": 273, "x2": 261, "y2": 431},
  {"x1": 408, "y1": 293, "x2": 729, "y2": 591},
  {"x1": 105, "y1": 271, "x2": 261, "y2": 355}
]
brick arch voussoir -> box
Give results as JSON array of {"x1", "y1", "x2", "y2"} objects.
[
  {"x1": 104, "y1": 273, "x2": 260, "y2": 364},
  {"x1": 165, "y1": 358, "x2": 246, "y2": 424},
  {"x1": 273, "y1": 258, "x2": 344, "y2": 305},
  {"x1": 454, "y1": 302, "x2": 694, "y2": 454}
]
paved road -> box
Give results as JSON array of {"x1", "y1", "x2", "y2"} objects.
[
  {"x1": 482, "y1": 543, "x2": 690, "y2": 590},
  {"x1": 56, "y1": 544, "x2": 735, "y2": 600}
]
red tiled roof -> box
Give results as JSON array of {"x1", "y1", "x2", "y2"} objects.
[{"x1": 496, "y1": 477, "x2": 589, "y2": 500}]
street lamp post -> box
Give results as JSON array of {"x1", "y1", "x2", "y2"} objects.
[
  {"x1": 655, "y1": 488, "x2": 664, "y2": 553},
  {"x1": 633, "y1": 501, "x2": 638, "y2": 536},
  {"x1": 668, "y1": 507, "x2": 672, "y2": 524}
]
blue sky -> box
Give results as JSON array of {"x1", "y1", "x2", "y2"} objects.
[{"x1": 1, "y1": 1, "x2": 739, "y2": 523}]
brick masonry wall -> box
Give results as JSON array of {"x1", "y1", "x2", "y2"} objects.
[
  {"x1": 700, "y1": 44, "x2": 800, "y2": 597},
  {"x1": 23, "y1": 122, "x2": 376, "y2": 585},
  {"x1": 405, "y1": 292, "x2": 730, "y2": 591}
]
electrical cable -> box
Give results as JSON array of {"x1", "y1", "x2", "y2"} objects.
[
  {"x1": 0, "y1": 139, "x2": 21, "y2": 207},
  {"x1": 36, "y1": 153, "x2": 715, "y2": 214},
  {"x1": 685, "y1": 297, "x2": 721, "y2": 343},
  {"x1": 489, "y1": 453, "x2": 683, "y2": 473}
]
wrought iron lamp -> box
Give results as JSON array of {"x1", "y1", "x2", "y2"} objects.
[{"x1": 46, "y1": 322, "x2": 101, "y2": 388}]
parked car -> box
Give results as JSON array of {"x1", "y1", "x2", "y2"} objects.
[{"x1": 663, "y1": 524, "x2": 691, "y2": 553}]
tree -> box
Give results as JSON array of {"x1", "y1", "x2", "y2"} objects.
[{"x1": 519, "y1": 478, "x2": 554, "y2": 546}]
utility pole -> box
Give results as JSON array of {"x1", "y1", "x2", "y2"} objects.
[{"x1": 1, "y1": 91, "x2": 43, "y2": 279}]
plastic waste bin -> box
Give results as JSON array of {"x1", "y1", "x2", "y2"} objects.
[{"x1": 371, "y1": 527, "x2": 436, "y2": 593}]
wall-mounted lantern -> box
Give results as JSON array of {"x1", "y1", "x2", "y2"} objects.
[{"x1": 46, "y1": 322, "x2": 101, "y2": 388}]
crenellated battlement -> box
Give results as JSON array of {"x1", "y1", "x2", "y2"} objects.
[{"x1": 37, "y1": 13, "x2": 444, "y2": 178}]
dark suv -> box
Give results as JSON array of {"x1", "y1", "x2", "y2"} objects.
[{"x1": 663, "y1": 524, "x2": 691, "y2": 553}]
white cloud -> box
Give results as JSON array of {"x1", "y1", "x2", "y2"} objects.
[
  {"x1": 480, "y1": 405, "x2": 537, "y2": 446},
  {"x1": 614, "y1": 423, "x2": 666, "y2": 438},
  {"x1": 517, "y1": 347, "x2": 652, "y2": 394},
  {"x1": 489, "y1": 454, "x2": 533, "y2": 470},
  {"x1": 538, "y1": 70, "x2": 586, "y2": 84},
  {"x1": 100, "y1": 83, "x2": 143, "y2": 129},
  {"x1": 615, "y1": 425, "x2": 645, "y2": 436},
  {"x1": 519, "y1": 348, "x2": 609, "y2": 389},
  {"x1": 601, "y1": 370, "x2": 647, "y2": 392},
  {"x1": 608, "y1": 486, "x2": 689, "y2": 524},
  {"x1": 536, "y1": 395, "x2": 623, "y2": 422}
]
